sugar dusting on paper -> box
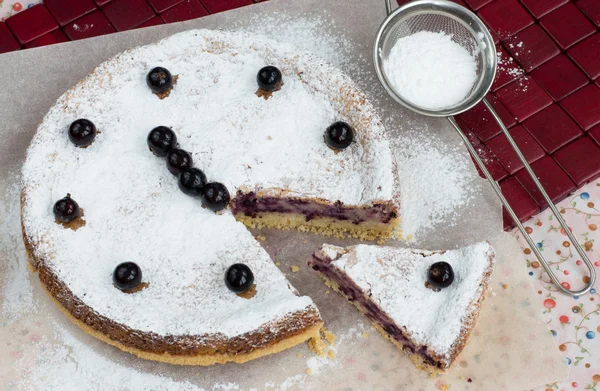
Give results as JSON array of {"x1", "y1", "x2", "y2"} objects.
[
  {"x1": 393, "y1": 131, "x2": 476, "y2": 241},
  {"x1": 0, "y1": 174, "x2": 37, "y2": 319}
]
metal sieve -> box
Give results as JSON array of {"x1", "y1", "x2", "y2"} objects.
[{"x1": 374, "y1": 0, "x2": 596, "y2": 296}]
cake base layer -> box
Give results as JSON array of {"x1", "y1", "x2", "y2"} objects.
[
  {"x1": 235, "y1": 212, "x2": 399, "y2": 242},
  {"x1": 40, "y1": 278, "x2": 323, "y2": 365}
]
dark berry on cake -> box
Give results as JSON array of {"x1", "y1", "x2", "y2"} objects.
[
  {"x1": 53, "y1": 194, "x2": 80, "y2": 223},
  {"x1": 427, "y1": 262, "x2": 454, "y2": 289},
  {"x1": 325, "y1": 121, "x2": 354, "y2": 150},
  {"x1": 178, "y1": 167, "x2": 207, "y2": 196},
  {"x1": 113, "y1": 262, "x2": 142, "y2": 291},
  {"x1": 146, "y1": 67, "x2": 173, "y2": 93},
  {"x1": 201, "y1": 182, "x2": 230, "y2": 212},
  {"x1": 257, "y1": 66, "x2": 282, "y2": 91},
  {"x1": 225, "y1": 263, "x2": 254, "y2": 293},
  {"x1": 68, "y1": 119, "x2": 96, "y2": 147},
  {"x1": 166, "y1": 148, "x2": 193, "y2": 176},
  {"x1": 147, "y1": 126, "x2": 177, "y2": 157}
]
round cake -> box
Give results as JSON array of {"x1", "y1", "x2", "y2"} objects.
[{"x1": 20, "y1": 29, "x2": 398, "y2": 365}]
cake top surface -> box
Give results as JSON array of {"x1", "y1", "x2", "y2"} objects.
[
  {"x1": 319, "y1": 242, "x2": 494, "y2": 357},
  {"x1": 18, "y1": 28, "x2": 396, "y2": 338}
]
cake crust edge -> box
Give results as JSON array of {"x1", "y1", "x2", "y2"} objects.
[{"x1": 21, "y1": 190, "x2": 323, "y2": 366}]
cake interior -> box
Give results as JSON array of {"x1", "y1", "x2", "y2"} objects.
[
  {"x1": 309, "y1": 252, "x2": 442, "y2": 370},
  {"x1": 232, "y1": 191, "x2": 400, "y2": 240}
]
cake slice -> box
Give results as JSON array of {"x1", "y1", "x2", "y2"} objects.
[{"x1": 309, "y1": 242, "x2": 494, "y2": 372}]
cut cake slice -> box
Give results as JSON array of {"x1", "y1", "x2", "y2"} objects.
[{"x1": 309, "y1": 242, "x2": 494, "y2": 372}]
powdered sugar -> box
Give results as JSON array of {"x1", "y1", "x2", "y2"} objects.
[
  {"x1": 319, "y1": 242, "x2": 494, "y2": 362},
  {"x1": 383, "y1": 31, "x2": 477, "y2": 110},
  {"x1": 238, "y1": 14, "x2": 356, "y2": 69},
  {"x1": 394, "y1": 133, "x2": 476, "y2": 240},
  {"x1": 0, "y1": 174, "x2": 37, "y2": 319}
]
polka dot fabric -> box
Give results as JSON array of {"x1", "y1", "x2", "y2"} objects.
[
  {"x1": 518, "y1": 179, "x2": 600, "y2": 391},
  {"x1": 0, "y1": 1, "x2": 39, "y2": 22}
]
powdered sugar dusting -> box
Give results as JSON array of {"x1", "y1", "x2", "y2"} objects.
[
  {"x1": 239, "y1": 13, "x2": 356, "y2": 69},
  {"x1": 394, "y1": 133, "x2": 476, "y2": 240},
  {"x1": 383, "y1": 31, "x2": 477, "y2": 110},
  {"x1": 0, "y1": 174, "x2": 37, "y2": 319},
  {"x1": 320, "y1": 242, "x2": 494, "y2": 362}
]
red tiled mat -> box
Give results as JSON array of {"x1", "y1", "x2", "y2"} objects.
[
  {"x1": 103, "y1": 0, "x2": 155, "y2": 31},
  {"x1": 553, "y1": 136, "x2": 600, "y2": 186},
  {"x1": 522, "y1": 104, "x2": 583, "y2": 153},
  {"x1": 560, "y1": 84, "x2": 600, "y2": 131},
  {"x1": 0, "y1": 22, "x2": 20, "y2": 54},
  {"x1": 2, "y1": 0, "x2": 600, "y2": 232},
  {"x1": 520, "y1": 0, "x2": 568, "y2": 19},
  {"x1": 499, "y1": 177, "x2": 540, "y2": 230},
  {"x1": 503, "y1": 24, "x2": 559, "y2": 72},
  {"x1": 568, "y1": 33, "x2": 600, "y2": 80},
  {"x1": 515, "y1": 155, "x2": 576, "y2": 209},
  {"x1": 530, "y1": 54, "x2": 588, "y2": 101},
  {"x1": 486, "y1": 124, "x2": 545, "y2": 175},
  {"x1": 44, "y1": 0, "x2": 96, "y2": 27},
  {"x1": 577, "y1": 0, "x2": 600, "y2": 27},
  {"x1": 496, "y1": 76, "x2": 553, "y2": 122},
  {"x1": 540, "y1": 3, "x2": 595, "y2": 49},
  {"x1": 63, "y1": 11, "x2": 116, "y2": 40},
  {"x1": 160, "y1": 0, "x2": 208, "y2": 23},
  {"x1": 5, "y1": 4, "x2": 58, "y2": 44},
  {"x1": 478, "y1": 0, "x2": 534, "y2": 40},
  {"x1": 24, "y1": 29, "x2": 68, "y2": 49}
]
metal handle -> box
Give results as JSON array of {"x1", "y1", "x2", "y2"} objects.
[
  {"x1": 385, "y1": 0, "x2": 393, "y2": 15},
  {"x1": 448, "y1": 99, "x2": 596, "y2": 296}
]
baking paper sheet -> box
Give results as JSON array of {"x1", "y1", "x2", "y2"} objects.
[{"x1": 0, "y1": 0, "x2": 568, "y2": 389}]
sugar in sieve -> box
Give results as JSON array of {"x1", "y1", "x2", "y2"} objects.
[{"x1": 373, "y1": 0, "x2": 596, "y2": 296}]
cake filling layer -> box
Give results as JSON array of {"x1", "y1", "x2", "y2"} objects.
[
  {"x1": 232, "y1": 192, "x2": 398, "y2": 225},
  {"x1": 310, "y1": 254, "x2": 439, "y2": 368}
]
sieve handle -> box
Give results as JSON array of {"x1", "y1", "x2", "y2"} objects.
[
  {"x1": 385, "y1": 0, "x2": 394, "y2": 15},
  {"x1": 448, "y1": 105, "x2": 596, "y2": 297}
]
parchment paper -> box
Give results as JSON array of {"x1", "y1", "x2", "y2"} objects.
[{"x1": 0, "y1": 0, "x2": 568, "y2": 389}]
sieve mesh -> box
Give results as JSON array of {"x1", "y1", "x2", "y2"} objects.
[{"x1": 374, "y1": 1, "x2": 497, "y2": 116}]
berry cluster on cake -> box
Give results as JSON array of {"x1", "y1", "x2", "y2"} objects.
[
  {"x1": 309, "y1": 242, "x2": 495, "y2": 372},
  {"x1": 20, "y1": 29, "x2": 400, "y2": 365}
]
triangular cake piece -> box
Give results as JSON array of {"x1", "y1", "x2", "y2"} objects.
[{"x1": 309, "y1": 243, "x2": 494, "y2": 372}]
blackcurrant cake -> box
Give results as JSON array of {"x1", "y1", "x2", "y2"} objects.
[
  {"x1": 20, "y1": 29, "x2": 399, "y2": 365},
  {"x1": 309, "y1": 242, "x2": 495, "y2": 372}
]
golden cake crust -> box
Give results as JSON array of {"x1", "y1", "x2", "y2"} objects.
[{"x1": 21, "y1": 191, "x2": 323, "y2": 365}]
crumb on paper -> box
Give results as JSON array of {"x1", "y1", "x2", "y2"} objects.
[
  {"x1": 322, "y1": 328, "x2": 336, "y2": 346},
  {"x1": 307, "y1": 328, "x2": 336, "y2": 358},
  {"x1": 361, "y1": 331, "x2": 369, "y2": 338},
  {"x1": 297, "y1": 353, "x2": 303, "y2": 358},
  {"x1": 307, "y1": 336, "x2": 327, "y2": 357},
  {"x1": 305, "y1": 368, "x2": 312, "y2": 375},
  {"x1": 501, "y1": 283, "x2": 508, "y2": 289},
  {"x1": 291, "y1": 265, "x2": 300, "y2": 272}
]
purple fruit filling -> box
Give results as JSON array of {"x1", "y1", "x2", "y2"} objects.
[
  {"x1": 310, "y1": 254, "x2": 440, "y2": 368},
  {"x1": 232, "y1": 191, "x2": 398, "y2": 225}
]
